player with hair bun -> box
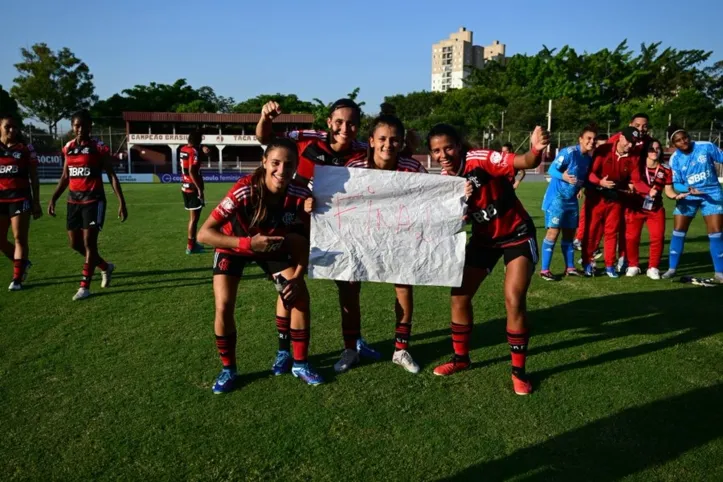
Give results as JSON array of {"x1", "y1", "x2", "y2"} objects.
[
  {"x1": 342, "y1": 114, "x2": 427, "y2": 374},
  {"x1": 48, "y1": 110, "x2": 127, "y2": 301},
  {"x1": 427, "y1": 122, "x2": 550, "y2": 395},
  {"x1": 662, "y1": 125, "x2": 723, "y2": 282}
]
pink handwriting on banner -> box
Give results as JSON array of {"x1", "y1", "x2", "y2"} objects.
[{"x1": 332, "y1": 186, "x2": 434, "y2": 242}]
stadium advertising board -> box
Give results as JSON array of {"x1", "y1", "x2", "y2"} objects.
[
  {"x1": 159, "y1": 173, "x2": 246, "y2": 183},
  {"x1": 129, "y1": 134, "x2": 260, "y2": 146}
]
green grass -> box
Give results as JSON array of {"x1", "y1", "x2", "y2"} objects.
[{"x1": 1, "y1": 182, "x2": 722, "y2": 481}]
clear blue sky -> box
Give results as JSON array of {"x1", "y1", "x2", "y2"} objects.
[{"x1": 1, "y1": 0, "x2": 721, "y2": 114}]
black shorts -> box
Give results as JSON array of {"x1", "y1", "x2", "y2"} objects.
[
  {"x1": 67, "y1": 201, "x2": 106, "y2": 231},
  {"x1": 465, "y1": 235, "x2": 539, "y2": 273},
  {"x1": 0, "y1": 199, "x2": 31, "y2": 218},
  {"x1": 182, "y1": 191, "x2": 204, "y2": 211},
  {"x1": 212, "y1": 251, "x2": 292, "y2": 278}
]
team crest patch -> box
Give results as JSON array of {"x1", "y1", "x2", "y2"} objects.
[
  {"x1": 283, "y1": 212, "x2": 296, "y2": 225},
  {"x1": 698, "y1": 155, "x2": 707, "y2": 164},
  {"x1": 220, "y1": 197, "x2": 235, "y2": 211},
  {"x1": 491, "y1": 152, "x2": 503, "y2": 164}
]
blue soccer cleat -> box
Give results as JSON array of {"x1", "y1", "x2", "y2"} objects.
[
  {"x1": 186, "y1": 244, "x2": 205, "y2": 255},
  {"x1": 605, "y1": 266, "x2": 619, "y2": 279},
  {"x1": 271, "y1": 350, "x2": 292, "y2": 376},
  {"x1": 292, "y1": 363, "x2": 324, "y2": 386},
  {"x1": 584, "y1": 263, "x2": 595, "y2": 278},
  {"x1": 212, "y1": 368, "x2": 237, "y2": 394},
  {"x1": 357, "y1": 337, "x2": 382, "y2": 360}
]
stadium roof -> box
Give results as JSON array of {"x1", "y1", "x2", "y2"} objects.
[{"x1": 122, "y1": 112, "x2": 315, "y2": 123}]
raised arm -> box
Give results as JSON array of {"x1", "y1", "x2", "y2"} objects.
[
  {"x1": 256, "y1": 101, "x2": 282, "y2": 145},
  {"x1": 512, "y1": 126, "x2": 550, "y2": 170}
]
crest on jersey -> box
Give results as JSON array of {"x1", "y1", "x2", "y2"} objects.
[
  {"x1": 220, "y1": 197, "x2": 235, "y2": 213},
  {"x1": 697, "y1": 155, "x2": 707, "y2": 164},
  {"x1": 282, "y1": 212, "x2": 296, "y2": 225},
  {"x1": 657, "y1": 171, "x2": 665, "y2": 178},
  {"x1": 81, "y1": 147, "x2": 90, "y2": 155},
  {"x1": 12, "y1": 152, "x2": 22, "y2": 159},
  {"x1": 490, "y1": 152, "x2": 503, "y2": 164}
]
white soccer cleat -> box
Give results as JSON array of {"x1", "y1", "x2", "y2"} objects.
[
  {"x1": 101, "y1": 263, "x2": 115, "y2": 288},
  {"x1": 647, "y1": 268, "x2": 661, "y2": 280},
  {"x1": 616, "y1": 256, "x2": 627, "y2": 273},
  {"x1": 334, "y1": 348, "x2": 360, "y2": 373},
  {"x1": 392, "y1": 349, "x2": 420, "y2": 374},
  {"x1": 8, "y1": 280, "x2": 22, "y2": 291},
  {"x1": 72, "y1": 287, "x2": 90, "y2": 301},
  {"x1": 625, "y1": 267, "x2": 641, "y2": 277},
  {"x1": 661, "y1": 269, "x2": 677, "y2": 279}
]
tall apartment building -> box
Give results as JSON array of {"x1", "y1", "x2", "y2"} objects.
[{"x1": 431, "y1": 28, "x2": 506, "y2": 92}]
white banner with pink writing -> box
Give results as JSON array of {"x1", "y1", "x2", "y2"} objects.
[{"x1": 308, "y1": 165, "x2": 467, "y2": 287}]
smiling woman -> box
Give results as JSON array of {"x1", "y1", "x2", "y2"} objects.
[{"x1": 196, "y1": 137, "x2": 323, "y2": 393}]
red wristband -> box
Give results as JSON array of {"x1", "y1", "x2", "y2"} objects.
[
  {"x1": 531, "y1": 147, "x2": 541, "y2": 157},
  {"x1": 237, "y1": 237, "x2": 251, "y2": 251}
]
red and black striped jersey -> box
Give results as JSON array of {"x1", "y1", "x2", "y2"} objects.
[
  {"x1": 630, "y1": 162, "x2": 672, "y2": 211},
  {"x1": 0, "y1": 141, "x2": 36, "y2": 202},
  {"x1": 63, "y1": 138, "x2": 109, "y2": 204},
  {"x1": 286, "y1": 130, "x2": 367, "y2": 187},
  {"x1": 346, "y1": 156, "x2": 428, "y2": 173},
  {"x1": 444, "y1": 149, "x2": 534, "y2": 248},
  {"x1": 210, "y1": 175, "x2": 311, "y2": 257},
  {"x1": 179, "y1": 145, "x2": 202, "y2": 193}
]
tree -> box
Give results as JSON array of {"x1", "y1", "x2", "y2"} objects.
[
  {"x1": 91, "y1": 79, "x2": 234, "y2": 127},
  {"x1": 232, "y1": 93, "x2": 315, "y2": 114},
  {"x1": 11, "y1": 43, "x2": 97, "y2": 137},
  {"x1": 0, "y1": 85, "x2": 22, "y2": 122}
]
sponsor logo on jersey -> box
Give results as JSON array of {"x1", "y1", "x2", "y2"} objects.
[
  {"x1": 69, "y1": 166, "x2": 92, "y2": 177},
  {"x1": 0, "y1": 165, "x2": 19, "y2": 174},
  {"x1": 688, "y1": 171, "x2": 708, "y2": 184}
]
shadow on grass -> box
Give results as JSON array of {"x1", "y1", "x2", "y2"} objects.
[
  {"x1": 33, "y1": 266, "x2": 211, "y2": 283},
  {"x1": 440, "y1": 383, "x2": 723, "y2": 481},
  {"x1": 408, "y1": 283, "x2": 722, "y2": 377}
]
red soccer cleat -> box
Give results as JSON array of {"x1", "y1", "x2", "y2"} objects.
[
  {"x1": 512, "y1": 374, "x2": 533, "y2": 395},
  {"x1": 433, "y1": 357, "x2": 471, "y2": 376}
]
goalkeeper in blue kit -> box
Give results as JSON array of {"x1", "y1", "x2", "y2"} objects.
[
  {"x1": 539, "y1": 125, "x2": 597, "y2": 280},
  {"x1": 663, "y1": 126, "x2": 723, "y2": 282}
]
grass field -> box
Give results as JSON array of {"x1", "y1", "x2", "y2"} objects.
[{"x1": 1, "y1": 182, "x2": 722, "y2": 481}]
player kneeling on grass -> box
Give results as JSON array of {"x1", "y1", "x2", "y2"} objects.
[
  {"x1": 48, "y1": 110, "x2": 127, "y2": 301},
  {"x1": 1, "y1": 113, "x2": 42, "y2": 291},
  {"x1": 197, "y1": 138, "x2": 323, "y2": 394},
  {"x1": 344, "y1": 114, "x2": 428, "y2": 373},
  {"x1": 539, "y1": 124, "x2": 596, "y2": 280},
  {"x1": 428, "y1": 123, "x2": 549, "y2": 395},
  {"x1": 663, "y1": 126, "x2": 723, "y2": 282}
]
